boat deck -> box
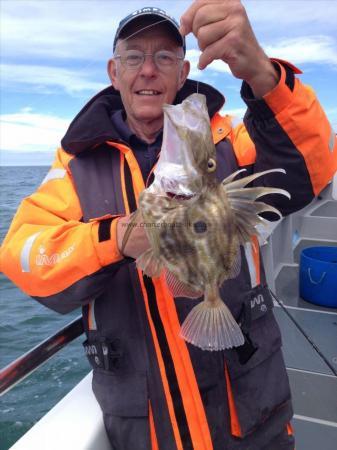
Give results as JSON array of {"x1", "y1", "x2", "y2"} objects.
[{"x1": 262, "y1": 182, "x2": 337, "y2": 450}]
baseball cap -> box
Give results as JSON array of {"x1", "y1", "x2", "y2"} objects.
[{"x1": 113, "y1": 7, "x2": 186, "y2": 54}]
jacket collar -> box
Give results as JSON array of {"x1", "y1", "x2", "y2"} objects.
[{"x1": 61, "y1": 79, "x2": 225, "y2": 155}]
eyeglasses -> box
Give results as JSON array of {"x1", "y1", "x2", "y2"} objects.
[{"x1": 114, "y1": 49, "x2": 184, "y2": 71}]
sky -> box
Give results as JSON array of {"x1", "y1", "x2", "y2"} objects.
[{"x1": 1, "y1": 0, "x2": 337, "y2": 166}]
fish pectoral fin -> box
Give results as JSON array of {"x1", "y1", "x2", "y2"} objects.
[
  {"x1": 221, "y1": 168, "x2": 287, "y2": 190},
  {"x1": 180, "y1": 298, "x2": 244, "y2": 351},
  {"x1": 164, "y1": 269, "x2": 202, "y2": 299},
  {"x1": 221, "y1": 169, "x2": 247, "y2": 186},
  {"x1": 220, "y1": 168, "x2": 290, "y2": 244},
  {"x1": 136, "y1": 248, "x2": 162, "y2": 278}
]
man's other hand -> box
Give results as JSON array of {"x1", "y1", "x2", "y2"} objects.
[{"x1": 116, "y1": 212, "x2": 151, "y2": 259}]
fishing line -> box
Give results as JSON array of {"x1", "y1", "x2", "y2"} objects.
[
  {"x1": 269, "y1": 288, "x2": 337, "y2": 377},
  {"x1": 115, "y1": 19, "x2": 169, "y2": 46}
]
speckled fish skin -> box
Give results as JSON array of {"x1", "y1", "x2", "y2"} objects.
[
  {"x1": 136, "y1": 94, "x2": 290, "y2": 351},
  {"x1": 153, "y1": 187, "x2": 240, "y2": 292}
]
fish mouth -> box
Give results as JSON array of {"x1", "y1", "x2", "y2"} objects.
[
  {"x1": 156, "y1": 165, "x2": 202, "y2": 199},
  {"x1": 166, "y1": 192, "x2": 196, "y2": 200}
]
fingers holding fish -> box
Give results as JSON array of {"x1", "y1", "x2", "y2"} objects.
[{"x1": 180, "y1": 0, "x2": 231, "y2": 37}]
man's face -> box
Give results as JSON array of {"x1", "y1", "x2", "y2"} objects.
[{"x1": 108, "y1": 25, "x2": 190, "y2": 125}]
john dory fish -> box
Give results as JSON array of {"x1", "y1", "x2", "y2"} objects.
[{"x1": 123, "y1": 94, "x2": 290, "y2": 351}]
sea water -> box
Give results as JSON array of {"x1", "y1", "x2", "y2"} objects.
[{"x1": 0, "y1": 166, "x2": 90, "y2": 450}]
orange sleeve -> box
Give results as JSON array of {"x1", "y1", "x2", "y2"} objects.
[
  {"x1": 227, "y1": 64, "x2": 337, "y2": 184},
  {"x1": 235, "y1": 59, "x2": 337, "y2": 215},
  {"x1": 0, "y1": 148, "x2": 123, "y2": 299},
  {"x1": 263, "y1": 62, "x2": 337, "y2": 196}
]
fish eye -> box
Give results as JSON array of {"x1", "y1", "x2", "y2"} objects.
[
  {"x1": 207, "y1": 158, "x2": 216, "y2": 172},
  {"x1": 193, "y1": 221, "x2": 207, "y2": 234}
]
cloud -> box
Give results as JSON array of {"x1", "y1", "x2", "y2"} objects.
[
  {"x1": 263, "y1": 36, "x2": 337, "y2": 66},
  {"x1": 219, "y1": 107, "x2": 246, "y2": 119},
  {"x1": 325, "y1": 108, "x2": 337, "y2": 132},
  {"x1": 1, "y1": 63, "x2": 107, "y2": 95},
  {"x1": 0, "y1": 1, "x2": 190, "y2": 62},
  {"x1": 1, "y1": 110, "x2": 70, "y2": 152},
  {"x1": 2, "y1": 0, "x2": 337, "y2": 66},
  {"x1": 1, "y1": 1, "x2": 118, "y2": 61},
  {"x1": 186, "y1": 49, "x2": 231, "y2": 78},
  {"x1": 244, "y1": 0, "x2": 337, "y2": 30},
  {"x1": 186, "y1": 34, "x2": 337, "y2": 79},
  {"x1": 186, "y1": 49, "x2": 203, "y2": 78},
  {"x1": 186, "y1": 35, "x2": 337, "y2": 79}
]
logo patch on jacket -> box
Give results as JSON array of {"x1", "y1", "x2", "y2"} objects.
[{"x1": 36, "y1": 244, "x2": 75, "y2": 266}]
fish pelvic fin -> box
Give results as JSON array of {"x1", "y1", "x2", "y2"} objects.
[
  {"x1": 164, "y1": 269, "x2": 202, "y2": 298},
  {"x1": 222, "y1": 168, "x2": 290, "y2": 244},
  {"x1": 136, "y1": 248, "x2": 162, "y2": 278},
  {"x1": 180, "y1": 293, "x2": 244, "y2": 351}
]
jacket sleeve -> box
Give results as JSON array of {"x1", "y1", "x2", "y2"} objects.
[
  {"x1": 0, "y1": 148, "x2": 126, "y2": 314},
  {"x1": 230, "y1": 59, "x2": 337, "y2": 216}
]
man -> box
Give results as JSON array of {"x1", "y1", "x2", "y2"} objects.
[{"x1": 1, "y1": 1, "x2": 336, "y2": 449}]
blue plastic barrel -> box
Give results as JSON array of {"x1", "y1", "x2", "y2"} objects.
[{"x1": 299, "y1": 246, "x2": 337, "y2": 307}]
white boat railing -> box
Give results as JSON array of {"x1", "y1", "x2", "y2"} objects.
[{"x1": 10, "y1": 372, "x2": 110, "y2": 450}]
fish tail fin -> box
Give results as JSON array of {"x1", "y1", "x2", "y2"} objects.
[{"x1": 180, "y1": 298, "x2": 244, "y2": 351}]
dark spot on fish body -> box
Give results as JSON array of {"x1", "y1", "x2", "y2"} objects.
[
  {"x1": 193, "y1": 221, "x2": 207, "y2": 233},
  {"x1": 164, "y1": 232, "x2": 196, "y2": 258},
  {"x1": 159, "y1": 224, "x2": 202, "y2": 288},
  {"x1": 161, "y1": 229, "x2": 197, "y2": 258}
]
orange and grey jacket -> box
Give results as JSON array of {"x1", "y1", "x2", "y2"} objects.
[{"x1": 1, "y1": 61, "x2": 336, "y2": 449}]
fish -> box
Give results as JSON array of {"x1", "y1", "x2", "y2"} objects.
[{"x1": 123, "y1": 93, "x2": 290, "y2": 351}]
